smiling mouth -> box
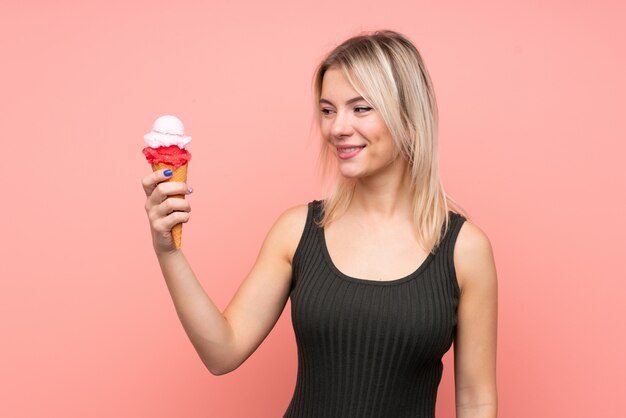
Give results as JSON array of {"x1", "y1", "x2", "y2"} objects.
[
  {"x1": 337, "y1": 145, "x2": 366, "y2": 152},
  {"x1": 336, "y1": 145, "x2": 366, "y2": 159}
]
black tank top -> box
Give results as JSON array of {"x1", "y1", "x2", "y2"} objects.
[{"x1": 283, "y1": 200, "x2": 466, "y2": 418}]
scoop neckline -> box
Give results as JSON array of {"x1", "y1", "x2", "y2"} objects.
[{"x1": 316, "y1": 215, "x2": 437, "y2": 286}]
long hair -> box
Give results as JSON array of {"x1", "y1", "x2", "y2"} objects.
[{"x1": 311, "y1": 29, "x2": 470, "y2": 253}]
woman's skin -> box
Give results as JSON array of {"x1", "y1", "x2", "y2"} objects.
[{"x1": 142, "y1": 67, "x2": 497, "y2": 417}]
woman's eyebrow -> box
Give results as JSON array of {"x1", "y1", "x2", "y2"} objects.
[{"x1": 319, "y1": 96, "x2": 365, "y2": 105}]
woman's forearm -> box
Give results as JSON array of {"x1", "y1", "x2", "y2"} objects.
[{"x1": 155, "y1": 249, "x2": 235, "y2": 375}]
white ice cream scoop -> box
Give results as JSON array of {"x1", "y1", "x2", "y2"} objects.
[{"x1": 144, "y1": 115, "x2": 192, "y2": 148}]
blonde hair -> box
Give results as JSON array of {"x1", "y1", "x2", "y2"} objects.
[{"x1": 311, "y1": 29, "x2": 470, "y2": 253}]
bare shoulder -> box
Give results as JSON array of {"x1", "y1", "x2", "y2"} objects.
[
  {"x1": 453, "y1": 218, "x2": 498, "y2": 294},
  {"x1": 269, "y1": 203, "x2": 310, "y2": 265}
]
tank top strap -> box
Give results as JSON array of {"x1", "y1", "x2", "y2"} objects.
[
  {"x1": 290, "y1": 200, "x2": 322, "y2": 286},
  {"x1": 438, "y1": 210, "x2": 467, "y2": 295},
  {"x1": 440, "y1": 210, "x2": 467, "y2": 251},
  {"x1": 311, "y1": 199, "x2": 324, "y2": 224}
]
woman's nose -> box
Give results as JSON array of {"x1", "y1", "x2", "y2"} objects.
[{"x1": 331, "y1": 110, "x2": 354, "y2": 137}]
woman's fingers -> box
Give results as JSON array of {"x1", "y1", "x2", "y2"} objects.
[
  {"x1": 152, "y1": 210, "x2": 191, "y2": 234},
  {"x1": 142, "y1": 168, "x2": 193, "y2": 254},
  {"x1": 148, "y1": 181, "x2": 191, "y2": 206},
  {"x1": 142, "y1": 168, "x2": 191, "y2": 200},
  {"x1": 142, "y1": 167, "x2": 192, "y2": 211},
  {"x1": 150, "y1": 196, "x2": 191, "y2": 219},
  {"x1": 142, "y1": 169, "x2": 173, "y2": 197}
]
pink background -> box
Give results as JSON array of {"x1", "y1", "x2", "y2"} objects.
[{"x1": 1, "y1": 0, "x2": 625, "y2": 417}]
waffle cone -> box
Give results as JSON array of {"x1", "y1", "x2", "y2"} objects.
[{"x1": 151, "y1": 163, "x2": 189, "y2": 249}]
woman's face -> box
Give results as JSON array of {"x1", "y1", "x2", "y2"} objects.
[{"x1": 319, "y1": 67, "x2": 398, "y2": 179}]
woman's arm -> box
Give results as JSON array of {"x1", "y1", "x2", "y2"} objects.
[
  {"x1": 453, "y1": 220, "x2": 498, "y2": 418},
  {"x1": 143, "y1": 169, "x2": 308, "y2": 375}
]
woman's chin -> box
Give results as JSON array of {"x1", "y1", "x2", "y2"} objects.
[{"x1": 339, "y1": 169, "x2": 366, "y2": 180}]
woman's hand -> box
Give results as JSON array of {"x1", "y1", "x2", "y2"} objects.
[{"x1": 142, "y1": 169, "x2": 192, "y2": 255}]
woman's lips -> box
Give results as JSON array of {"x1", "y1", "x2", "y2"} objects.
[{"x1": 337, "y1": 145, "x2": 366, "y2": 159}]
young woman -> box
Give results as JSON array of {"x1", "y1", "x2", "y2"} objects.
[{"x1": 142, "y1": 30, "x2": 497, "y2": 418}]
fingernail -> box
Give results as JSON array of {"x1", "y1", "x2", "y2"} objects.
[
  {"x1": 188, "y1": 186, "x2": 193, "y2": 193},
  {"x1": 164, "y1": 169, "x2": 173, "y2": 177}
]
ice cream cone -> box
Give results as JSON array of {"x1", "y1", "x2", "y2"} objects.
[
  {"x1": 151, "y1": 162, "x2": 189, "y2": 249},
  {"x1": 143, "y1": 115, "x2": 192, "y2": 250}
]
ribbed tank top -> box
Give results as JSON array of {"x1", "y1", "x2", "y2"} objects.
[{"x1": 283, "y1": 200, "x2": 467, "y2": 418}]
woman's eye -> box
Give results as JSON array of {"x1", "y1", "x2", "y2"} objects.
[
  {"x1": 355, "y1": 106, "x2": 372, "y2": 113},
  {"x1": 320, "y1": 108, "x2": 334, "y2": 115}
]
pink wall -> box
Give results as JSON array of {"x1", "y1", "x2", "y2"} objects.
[{"x1": 1, "y1": 0, "x2": 624, "y2": 417}]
